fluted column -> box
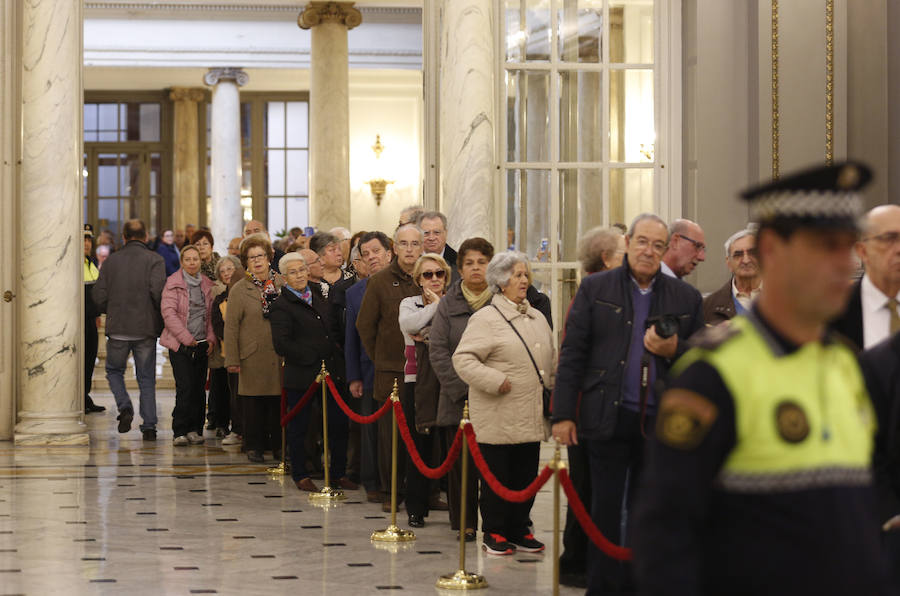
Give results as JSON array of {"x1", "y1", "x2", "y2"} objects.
[
  {"x1": 203, "y1": 68, "x2": 247, "y2": 249},
  {"x1": 299, "y1": 2, "x2": 361, "y2": 232},
  {"x1": 169, "y1": 87, "x2": 205, "y2": 231},
  {"x1": 16, "y1": 0, "x2": 88, "y2": 445},
  {"x1": 439, "y1": 0, "x2": 495, "y2": 247}
]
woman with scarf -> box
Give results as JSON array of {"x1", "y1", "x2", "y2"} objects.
[
  {"x1": 191, "y1": 229, "x2": 221, "y2": 283},
  {"x1": 429, "y1": 237, "x2": 495, "y2": 542},
  {"x1": 160, "y1": 244, "x2": 216, "y2": 446},
  {"x1": 224, "y1": 235, "x2": 284, "y2": 463}
]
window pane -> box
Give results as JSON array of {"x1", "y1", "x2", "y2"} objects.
[
  {"x1": 558, "y1": 0, "x2": 603, "y2": 63},
  {"x1": 97, "y1": 154, "x2": 120, "y2": 197},
  {"x1": 268, "y1": 198, "x2": 286, "y2": 234},
  {"x1": 559, "y1": 168, "x2": 604, "y2": 261},
  {"x1": 267, "y1": 149, "x2": 285, "y2": 195},
  {"x1": 150, "y1": 153, "x2": 161, "y2": 196},
  {"x1": 559, "y1": 70, "x2": 602, "y2": 162},
  {"x1": 84, "y1": 104, "x2": 98, "y2": 133},
  {"x1": 505, "y1": 0, "x2": 551, "y2": 62},
  {"x1": 139, "y1": 103, "x2": 160, "y2": 142},
  {"x1": 506, "y1": 168, "x2": 551, "y2": 260},
  {"x1": 609, "y1": 69, "x2": 654, "y2": 162},
  {"x1": 98, "y1": 104, "x2": 117, "y2": 130},
  {"x1": 286, "y1": 101, "x2": 308, "y2": 148},
  {"x1": 609, "y1": 168, "x2": 653, "y2": 227},
  {"x1": 119, "y1": 104, "x2": 129, "y2": 141},
  {"x1": 97, "y1": 199, "x2": 119, "y2": 233},
  {"x1": 507, "y1": 71, "x2": 550, "y2": 162},
  {"x1": 267, "y1": 101, "x2": 285, "y2": 148},
  {"x1": 285, "y1": 150, "x2": 308, "y2": 196},
  {"x1": 610, "y1": 1, "x2": 654, "y2": 64},
  {"x1": 285, "y1": 197, "x2": 308, "y2": 230}
]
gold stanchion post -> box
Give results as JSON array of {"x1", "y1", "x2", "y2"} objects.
[
  {"x1": 309, "y1": 361, "x2": 346, "y2": 503},
  {"x1": 267, "y1": 364, "x2": 289, "y2": 476},
  {"x1": 550, "y1": 439, "x2": 565, "y2": 596},
  {"x1": 371, "y1": 379, "x2": 416, "y2": 542},
  {"x1": 436, "y1": 401, "x2": 487, "y2": 590}
]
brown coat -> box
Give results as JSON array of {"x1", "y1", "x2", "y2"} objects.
[
  {"x1": 356, "y1": 260, "x2": 420, "y2": 400},
  {"x1": 452, "y1": 294, "x2": 554, "y2": 445},
  {"x1": 702, "y1": 278, "x2": 737, "y2": 325},
  {"x1": 224, "y1": 275, "x2": 285, "y2": 396}
]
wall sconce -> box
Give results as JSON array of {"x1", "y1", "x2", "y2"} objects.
[{"x1": 365, "y1": 134, "x2": 394, "y2": 206}]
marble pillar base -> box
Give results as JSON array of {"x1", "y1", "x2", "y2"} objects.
[{"x1": 14, "y1": 411, "x2": 89, "y2": 446}]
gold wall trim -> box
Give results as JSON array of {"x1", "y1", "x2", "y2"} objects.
[
  {"x1": 771, "y1": 0, "x2": 779, "y2": 179},
  {"x1": 825, "y1": 0, "x2": 834, "y2": 165}
]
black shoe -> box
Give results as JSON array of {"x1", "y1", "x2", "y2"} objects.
[
  {"x1": 142, "y1": 429, "x2": 156, "y2": 441},
  {"x1": 85, "y1": 402, "x2": 106, "y2": 414},
  {"x1": 456, "y1": 529, "x2": 477, "y2": 542},
  {"x1": 559, "y1": 572, "x2": 588, "y2": 589},
  {"x1": 408, "y1": 514, "x2": 425, "y2": 528},
  {"x1": 117, "y1": 410, "x2": 133, "y2": 433},
  {"x1": 206, "y1": 421, "x2": 216, "y2": 430},
  {"x1": 247, "y1": 450, "x2": 264, "y2": 463}
]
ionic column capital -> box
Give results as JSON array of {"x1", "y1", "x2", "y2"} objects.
[
  {"x1": 169, "y1": 87, "x2": 206, "y2": 103},
  {"x1": 203, "y1": 67, "x2": 249, "y2": 87},
  {"x1": 298, "y1": 1, "x2": 362, "y2": 30}
]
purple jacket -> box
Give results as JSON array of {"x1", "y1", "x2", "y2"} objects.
[{"x1": 160, "y1": 270, "x2": 216, "y2": 352}]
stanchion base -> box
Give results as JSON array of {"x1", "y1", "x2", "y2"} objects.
[
  {"x1": 308, "y1": 486, "x2": 346, "y2": 503},
  {"x1": 266, "y1": 462, "x2": 289, "y2": 476},
  {"x1": 370, "y1": 525, "x2": 416, "y2": 542},
  {"x1": 436, "y1": 569, "x2": 488, "y2": 590}
]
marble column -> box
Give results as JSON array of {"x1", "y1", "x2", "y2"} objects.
[
  {"x1": 298, "y1": 2, "x2": 361, "y2": 232},
  {"x1": 15, "y1": 0, "x2": 88, "y2": 445},
  {"x1": 169, "y1": 87, "x2": 205, "y2": 231},
  {"x1": 439, "y1": 0, "x2": 495, "y2": 247},
  {"x1": 203, "y1": 68, "x2": 247, "y2": 249}
]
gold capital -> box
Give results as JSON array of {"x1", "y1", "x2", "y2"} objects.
[
  {"x1": 169, "y1": 87, "x2": 205, "y2": 103},
  {"x1": 298, "y1": 1, "x2": 362, "y2": 30}
]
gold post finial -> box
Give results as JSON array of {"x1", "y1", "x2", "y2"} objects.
[
  {"x1": 390, "y1": 378, "x2": 400, "y2": 403},
  {"x1": 461, "y1": 400, "x2": 470, "y2": 425}
]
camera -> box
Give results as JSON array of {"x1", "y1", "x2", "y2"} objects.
[{"x1": 646, "y1": 314, "x2": 679, "y2": 339}]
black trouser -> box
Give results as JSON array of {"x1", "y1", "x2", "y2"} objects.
[
  {"x1": 208, "y1": 367, "x2": 231, "y2": 430},
  {"x1": 228, "y1": 372, "x2": 242, "y2": 436},
  {"x1": 84, "y1": 315, "x2": 98, "y2": 408},
  {"x1": 560, "y1": 442, "x2": 591, "y2": 576},
  {"x1": 585, "y1": 407, "x2": 650, "y2": 595},
  {"x1": 359, "y1": 389, "x2": 379, "y2": 492},
  {"x1": 477, "y1": 441, "x2": 540, "y2": 540},
  {"x1": 285, "y1": 387, "x2": 349, "y2": 483},
  {"x1": 443, "y1": 425, "x2": 478, "y2": 531},
  {"x1": 243, "y1": 395, "x2": 280, "y2": 454},
  {"x1": 376, "y1": 383, "x2": 402, "y2": 495},
  {"x1": 402, "y1": 382, "x2": 430, "y2": 517},
  {"x1": 169, "y1": 345, "x2": 208, "y2": 438}
]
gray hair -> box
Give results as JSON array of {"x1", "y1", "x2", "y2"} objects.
[
  {"x1": 279, "y1": 251, "x2": 307, "y2": 272},
  {"x1": 393, "y1": 223, "x2": 424, "y2": 244},
  {"x1": 486, "y1": 251, "x2": 531, "y2": 293},
  {"x1": 627, "y1": 213, "x2": 668, "y2": 239},
  {"x1": 668, "y1": 218, "x2": 696, "y2": 238},
  {"x1": 309, "y1": 231, "x2": 341, "y2": 255},
  {"x1": 416, "y1": 211, "x2": 448, "y2": 230},
  {"x1": 577, "y1": 227, "x2": 623, "y2": 274},
  {"x1": 399, "y1": 205, "x2": 425, "y2": 225},
  {"x1": 724, "y1": 228, "x2": 757, "y2": 258},
  {"x1": 215, "y1": 254, "x2": 244, "y2": 283},
  {"x1": 329, "y1": 226, "x2": 352, "y2": 240}
]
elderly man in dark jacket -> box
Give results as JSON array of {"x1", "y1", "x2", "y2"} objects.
[
  {"x1": 92, "y1": 219, "x2": 166, "y2": 441},
  {"x1": 551, "y1": 213, "x2": 704, "y2": 595}
]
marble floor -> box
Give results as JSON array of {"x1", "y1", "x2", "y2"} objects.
[{"x1": 0, "y1": 390, "x2": 583, "y2": 595}]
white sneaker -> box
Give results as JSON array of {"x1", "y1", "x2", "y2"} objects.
[
  {"x1": 173, "y1": 435, "x2": 189, "y2": 446},
  {"x1": 222, "y1": 434, "x2": 242, "y2": 446},
  {"x1": 186, "y1": 431, "x2": 204, "y2": 445}
]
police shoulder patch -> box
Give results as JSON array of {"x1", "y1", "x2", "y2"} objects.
[
  {"x1": 656, "y1": 389, "x2": 719, "y2": 450},
  {"x1": 689, "y1": 322, "x2": 742, "y2": 351}
]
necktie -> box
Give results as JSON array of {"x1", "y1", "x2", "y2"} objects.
[{"x1": 889, "y1": 298, "x2": 900, "y2": 336}]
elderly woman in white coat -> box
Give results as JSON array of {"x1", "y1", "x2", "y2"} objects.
[{"x1": 452, "y1": 251, "x2": 554, "y2": 557}]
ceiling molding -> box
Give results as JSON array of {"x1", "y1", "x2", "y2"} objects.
[{"x1": 85, "y1": 2, "x2": 422, "y2": 23}]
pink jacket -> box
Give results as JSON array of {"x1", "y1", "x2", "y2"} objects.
[{"x1": 160, "y1": 270, "x2": 216, "y2": 352}]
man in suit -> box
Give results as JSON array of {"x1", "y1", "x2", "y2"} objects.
[
  {"x1": 702, "y1": 228, "x2": 762, "y2": 325},
  {"x1": 417, "y1": 211, "x2": 459, "y2": 281},
  {"x1": 831, "y1": 204, "x2": 900, "y2": 350}
]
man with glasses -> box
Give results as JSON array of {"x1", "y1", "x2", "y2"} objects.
[
  {"x1": 417, "y1": 211, "x2": 460, "y2": 280},
  {"x1": 703, "y1": 228, "x2": 762, "y2": 325},
  {"x1": 661, "y1": 218, "x2": 707, "y2": 279},
  {"x1": 551, "y1": 213, "x2": 704, "y2": 595},
  {"x1": 831, "y1": 204, "x2": 900, "y2": 350}
]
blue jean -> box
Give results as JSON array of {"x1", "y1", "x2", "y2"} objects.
[{"x1": 105, "y1": 337, "x2": 158, "y2": 430}]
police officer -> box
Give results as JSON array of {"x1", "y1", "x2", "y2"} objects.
[{"x1": 633, "y1": 162, "x2": 892, "y2": 595}]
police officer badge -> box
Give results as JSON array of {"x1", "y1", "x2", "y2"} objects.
[{"x1": 775, "y1": 400, "x2": 810, "y2": 443}]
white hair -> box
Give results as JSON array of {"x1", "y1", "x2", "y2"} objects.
[
  {"x1": 627, "y1": 213, "x2": 668, "y2": 239},
  {"x1": 393, "y1": 223, "x2": 424, "y2": 244},
  {"x1": 279, "y1": 252, "x2": 307, "y2": 272},
  {"x1": 329, "y1": 226, "x2": 352, "y2": 240},
  {"x1": 486, "y1": 251, "x2": 531, "y2": 293},
  {"x1": 724, "y1": 227, "x2": 757, "y2": 257}
]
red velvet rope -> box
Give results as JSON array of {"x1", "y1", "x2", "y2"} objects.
[
  {"x1": 463, "y1": 424, "x2": 553, "y2": 503},
  {"x1": 392, "y1": 401, "x2": 463, "y2": 479},
  {"x1": 325, "y1": 375, "x2": 393, "y2": 424},
  {"x1": 558, "y1": 467, "x2": 633, "y2": 561},
  {"x1": 279, "y1": 381, "x2": 320, "y2": 427}
]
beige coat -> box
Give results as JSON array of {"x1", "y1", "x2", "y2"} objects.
[
  {"x1": 224, "y1": 275, "x2": 284, "y2": 396},
  {"x1": 452, "y1": 294, "x2": 554, "y2": 445}
]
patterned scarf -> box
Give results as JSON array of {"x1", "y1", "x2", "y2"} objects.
[{"x1": 249, "y1": 272, "x2": 280, "y2": 318}]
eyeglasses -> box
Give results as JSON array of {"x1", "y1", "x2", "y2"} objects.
[
  {"x1": 397, "y1": 241, "x2": 421, "y2": 249},
  {"x1": 730, "y1": 248, "x2": 759, "y2": 260},
  {"x1": 677, "y1": 233, "x2": 707, "y2": 252},
  {"x1": 864, "y1": 231, "x2": 900, "y2": 246},
  {"x1": 423, "y1": 230, "x2": 444, "y2": 237},
  {"x1": 421, "y1": 270, "x2": 446, "y2": 280},
  {"x1": 246, "y1": 254, "x2": 268, "y2": 261},
  {"x1": 632, "y1": 237, "x2": 668, "y2": 255}
]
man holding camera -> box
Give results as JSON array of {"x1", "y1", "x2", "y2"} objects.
[{"x1": 552, "y1": 213, "x2": 704, "y2": 595}]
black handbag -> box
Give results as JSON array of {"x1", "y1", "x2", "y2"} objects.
[{"x1": 491, "y1": 305, "x2": 552, "y2": 419}]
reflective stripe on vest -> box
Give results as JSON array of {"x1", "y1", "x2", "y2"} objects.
[{"x1": 674, "y1": 315, "x2": 875, "y2": 494}]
